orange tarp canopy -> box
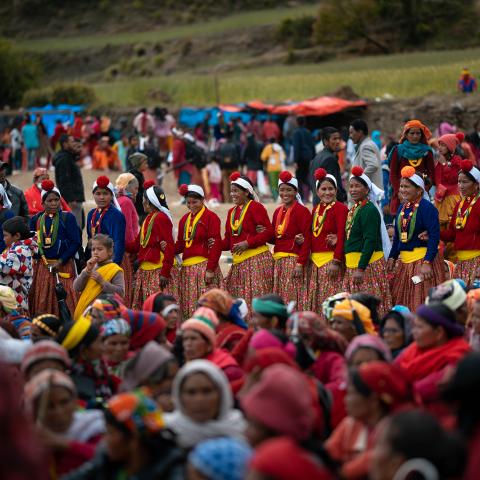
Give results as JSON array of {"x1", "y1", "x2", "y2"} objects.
[{"x1": 271, "y1": 96, "x2": 367, "y2": 116}]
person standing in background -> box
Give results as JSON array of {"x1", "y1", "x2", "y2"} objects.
[
  {"x1": 349, "y1": 119, "x2": 383, "y2": 190},
  {"x1": 53, "y1": 134, "x2": 85, "y2": 229},
  {"x1": 293, "y1": 116, "x2": 315, "y2": 202},
  {"x1": 458, "y1": 68, "x2": 477, "y2": 93},
  {"x1": 261, "y1": 137, "x2": 286, "y2": 202},
  {"x1": 21, "y1": 116, "x2": 39, "y2": 171}
]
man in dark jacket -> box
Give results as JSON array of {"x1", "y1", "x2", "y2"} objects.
[
  {"x1": 54, "y1": 134, "x2": 85, "y2": 229},
  {"x1": 218, "y1": 132, "x2": 241, "y2": 202},
  {"x1": 309, "y1": 127, "x2": 347, "y2": 206},
  {"x1": 292, "y1": 116, "x2": 315, "y2": 202},
  {"x1": 0, "y1": 162, "x2": 29, "y2": 220}
]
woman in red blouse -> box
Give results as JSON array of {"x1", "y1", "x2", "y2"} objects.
[
  {"x1": 176, "y1": 183, "x2": 223, "y2": 319},
  {"x1": 222, "y1": 172, "x2": 274, "y2": 314},
  {"x1": 271, "y1": 171, "x2": 311, "y2": 311},
  {"x1": 129, "y1": 181, "x2": 178, "y2": 309},
  {"x1": 434, "y1": 132, "x2": 463, "y2": 231},
  {"x1": 307, "y1": 168, "x2": 348, "y2": 314},
  {"x1": 441, "y1": 160, "x2": 480, "y2": 286}
]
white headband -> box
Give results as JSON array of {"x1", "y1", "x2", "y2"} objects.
[
  {"x1": 231, "y1": 178, "x2": 259, "y2": 201},
  {"x1": 41, "y1": 187, "x2": 61, "y2": 202},
  {"x1": 402, "y1": 173, "x2": 430, "y2": 200},
  {"x1": 278, "y1": 175, "x2": 303, "y2": 205},
  {"x1": 465, "y1": 166, "x2": 480, "y2": 184},
  {"x1": 93, "y1": 180, "x2": 122, "y2": 211},
  {"x1": 316, "y1": 174, "x2": 337, "y2": 190},
  {"x1": 161, "y1": 304, "x2": 179, "y2": 317},
  {"x1": 146, "y1": 186, "x2": 173, "y2": 225},
  {"x1": 0, "y1": 184, "x2": 12, "y2": 210},
  {"x1": 187, "y1": 185, "x2": 205, "y2": 198}
]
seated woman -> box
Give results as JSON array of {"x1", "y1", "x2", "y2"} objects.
[
  {"x1": 57, "y1": 316, "x2": 117, "y2": 407},
  {"x1": 380, "y1": 306, "x2": 413, "y2": 359},
  {"x1": 345, "y1": 334, "x2": 392, "y2": 368},
  {"x1": 180, "y1": 307, "x2": 244, "y2": 390},
  {"x1": 325, "y1": 361, "x2": 411, "y2": 479},
  {"x1": 24, "y1": 369, "x2": 105, "y2": 477},
  {"x1": 143, "y1": 293, "x2": 180, "y2": 345},
  {"x1": 65, "y1": 390, "x2": 184, "y2": 480},
  {"x1": 21, "y1": 340, "x2": 71, "y2": 381},
  {"x1": 330, "y1": 298, "x2": 376, "y2": 343},
  {"x1": 242, "y1": 364, "x2": 337, "y2": 479},
  {"x1": 120, "y1": 341, "x2": 178, "y2": 413},
  {"x1": 395, "y1": 302, "x2": 470, "y2": 414},
  {"x1": 164, "y1": 359, "x2": 246, "y2": 450},
  {"x1": 101, "y1": 318, "x2": 132, "y2": 377},
  {"x1": 122, "y1": 309, "x2": 166, "y2": 351},
  {"x1": 30, "y1": 314, "x2": 63, "y2": 342}
]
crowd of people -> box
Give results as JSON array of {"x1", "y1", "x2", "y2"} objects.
[{"x1": 1, "y1": 109, "x2": 480, "y2": 479}]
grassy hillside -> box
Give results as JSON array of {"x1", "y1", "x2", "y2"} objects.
[{"x1": 91, "y1": 47, "x2": 480, "y2": 107}]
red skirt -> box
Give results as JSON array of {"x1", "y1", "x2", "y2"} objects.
[
  {"x1": 225, "y1": 251, "x2": 274, "y2": 317},
  {"x1": 28, "y1": 259, "x2": 77, "y2": 317},
  {"x1": 307, "y1": 261, "x2": 345, "y2": 316},
  {"x1": 343, "y1": 258, "x2": 392, "y2": 316},
  {"x1": 121, "y1": 254, "x2": 134, "y2": 308},
  {"x1": 131, "y1": 266, "x2": 179, "y2": 310},
  {"x1": 450, "y1": 256, "x2": 479, "y2": 287},
  {"x1": 273, "y1": 256, "x2": 309, "y2": 311},
  {"x1": 179, "y1": 261, "x2": 224, "y2": 320},
  {"x1": 391, "y1": 254, "x2": 445, "y2": 313}
]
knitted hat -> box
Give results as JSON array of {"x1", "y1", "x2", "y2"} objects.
[
  {"x1": 181, "y1": 307, "x2": 219, "y2": 348},
  {"x1": 438, "y1": 132, "x2": 465, "y2": 153},
  {"x1": 21, "y1": 340, "x2": 71, "y2": 374},
  {"x1": 426, "y1": 279, "x2": 467, "y2": 312},
  {"x1": 189, "y1": 438, "x2": 253, "y2": 480},
  {"x1": 240, "y1": 364, "x2": 314, "y2": 441},
  {"x1": 101, "y1": 318, "x2": 131, "y2": 338},
  {"x1": 198, "y1": 289, "x2": 233, "y2": 317},
  {"x1": 107, "y1": 389, "x2": 165, "y2": 435},
  {"x1": 332, "y1": 298, "x2": 376, "y2": 335},
  {"x1": 345, "y1": 334, "x2": 392, "y2": 363},
  {"x1": 32, "y1": 314, "x2": 63, "y2": 338}
]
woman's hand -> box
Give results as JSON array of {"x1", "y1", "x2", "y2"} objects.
[
  {"x1": 352, "y1": 269, "x2": 365, "y2": 285},
  {"x1": 256, "y1": 225, "x2": 266, "y2": 233},
  {"x1": 326, "y1": 234, "x2": 338, "y2": 247},
  {"x1": 327, "y1": 261, "x2": 341, "y2": 279},
  {"x1": 420, "y1": 262, "x2": 433, "y2": 281},
  {"x1": 205, "y1": 270, "x2": 215, "y2": 285},
  {"x1": 160, "y1": 241, "x2": 167, "y2": 251},
  {"x1": 232, "y1": 241, "x2": 249, "y2": 254},
  {"x1": 417, "y1": 231, "x2": 429, "y2": 241},
  {"x1": 89, "y1": 270, "x2": 104, "y2": 285},
  {"x1": 293, "y1": 264, "x2": 303, "y2": 279},
  {"x1": 207, "y1": 237, "x2": 215, "y2": 248},
  {"x1": 85, "y1": 257, "x2": 96, "y2": 274},
  {"x1": 386, "y1": 258, "x2": 396, "y2": 272},
  {"x1": 294, "y1": 234, "x2": 304, "y2": 245},
  {"x1": 159, "y1": 275, "x2": 169, "y2": 289}
]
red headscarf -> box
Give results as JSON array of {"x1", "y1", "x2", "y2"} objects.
[{"x1": 122, "y1": 309, "x2": 166, "y2": 351}]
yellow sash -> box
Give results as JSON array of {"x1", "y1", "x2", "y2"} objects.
[
  {"x1": 457, "y1": 250, "x2": 480, "y2": 261},
  {"x1": 44, "y1": 258, "x2": 71, "y2": 279},
  {"x1": 311, "y1": 252, "x2": 334, "y2": 268},
  {"x1": 345, "y1": 251, "x2": 383, "y2": 269},
  {"x1": 233, "y1": 245, "x2": 269, "y2": 265},
  {"x1": 272, "y1": 252, "x2": 298, "y2": 261},
  {"x1": 182, "y1": 256, "x2": 208, "y2": 267},
  {"x1": 74, "y1": 263, "x2": 123, "y2": 320},
  {"x1": 399, "y1": 247, "x2": 427, "y2": 264}
]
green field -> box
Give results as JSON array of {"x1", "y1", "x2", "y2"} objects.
[
  {"x1": 92, "y1": 47, "x2": 480, "y2": 106},
  {"x1": 16, "y1": 4, "x2": 318, "y2": 52}
]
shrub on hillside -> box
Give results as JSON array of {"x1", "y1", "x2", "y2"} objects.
[
  {"x1": 22, "y1": 83, "x2": 97, "y2": 107},
  {"x1": 276, "y1": 15, "x2": 315, "y2": 49},
  {"x1": 0, "y1": 38, "x2": 40, "y2": 107}
]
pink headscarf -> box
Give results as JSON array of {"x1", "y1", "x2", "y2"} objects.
[{"x1": 250, "y1": 329, "x2": 296, "y2": 359}]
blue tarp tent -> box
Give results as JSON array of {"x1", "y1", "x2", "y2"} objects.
[
  {"x1": 178, "y1": 107, "x2": 270, "y2": 128},
  {"x1": 28, "y1": 104, "x2": 84, "y2": 137}
]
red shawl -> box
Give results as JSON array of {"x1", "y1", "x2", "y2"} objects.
[{"x1": 395, "y1": 337, "x2": 470, "y2": 382}]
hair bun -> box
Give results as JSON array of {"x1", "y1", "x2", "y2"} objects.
[
  {"x1": 401, "y1": 166, "x2": 416, "y2": 178},
  {"x1": 351, "y1": 166, "x2": 364, "y2": 177},
  {"x1": 96, "y1": 176, "x2": 110, "y2": 188},
  {"x1": 456, "y1": 132, "x2": 465, "y2": 143},
  {"x1": 41, "y1": 179, "x2": 54, "y2": 191},
  {"x1": 229, "y1": 172, "x2": 241, "y2": 182},
  {"x1": 314, "y1": 168, "x2": 327, "y2": 181},
  {"x1": 178, "y1": 184, "x2": 189, "y2": 196},
  {"x1": 279, "y1": 171, "x2": 293, "y2": 183},
  {"x1": 143, "y1": 180, "x2": 155, "y2": 190},
  {"x1": 460, "y1": 159, "x2": 474, "y2": 172}
]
